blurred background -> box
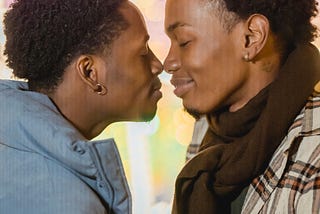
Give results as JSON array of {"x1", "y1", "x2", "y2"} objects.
[{"x1": 0, "y1": 0, "x2": 320, "y2": 213}]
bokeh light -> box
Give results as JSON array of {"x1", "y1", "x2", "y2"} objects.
[{"x1": 1, "y1": 1, "x2": 320, "y2": 214}]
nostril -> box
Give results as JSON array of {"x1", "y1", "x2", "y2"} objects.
[
  {"x1": 165, "y1": 68, "x2": 174, "y2": 74},
  {"x1": 152, "y1": 65, "x2": 163, "y2": 75},
  {"x1": 164, "y1": 64, "x2": 179, "y2": 74},
  {"x1": 151, "y1": 60, "x2": 163, "y2": 75},
  {"x1": 164, "y1": 58, "x2": 180, "y2": 74}
]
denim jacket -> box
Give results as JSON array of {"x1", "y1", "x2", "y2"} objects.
[{"x1": 0, "y1": 80, "x2": 131, "y2": 214}]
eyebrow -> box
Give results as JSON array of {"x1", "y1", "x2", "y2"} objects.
[{"x1": 166, "y1": 22, "x2": 188, "y2": 33}]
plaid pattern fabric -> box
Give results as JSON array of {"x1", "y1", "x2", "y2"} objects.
[
  {"x1": 242, "y1": 90, "x2": 320, "y2": 213},
  {"x1": 186, "y1": 83, "x2": 320, "y2": 213},
  {"x1": 186, "y1": 116, "x2": 208, "y2": 161}
]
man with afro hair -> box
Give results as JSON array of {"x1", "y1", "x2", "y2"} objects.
[{"x1": 0, "y1": 0, "x2": 163, "y2": 213}]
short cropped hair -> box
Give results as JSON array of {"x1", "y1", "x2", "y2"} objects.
[
  {"x1": 208, "y1": 0, "x2": 318, "y2": 52},
  {"x1": 3, "y1": 0, "x2": 128, "y2": 91}
]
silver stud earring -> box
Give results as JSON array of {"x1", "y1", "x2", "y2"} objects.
[{"x1": 243, "y1": 53, "x2": 250, "y2": 62}]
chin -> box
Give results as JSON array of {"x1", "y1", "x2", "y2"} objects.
[
  {"x1": 138, "y1": 108, "x2": 157, "y2": 122},
  {"x1": 183, "y1": 100, "x2": 206, "y2": 119},
  {"x1": 183, "y1": 97, "x2": 221, "y2": 117},
  {"x1": 185, "y1": 108, "x2": 203, "y2": 120}
]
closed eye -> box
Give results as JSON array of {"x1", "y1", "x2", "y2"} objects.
[{"x1": 179, "y1": 41, "x2": 190, "y2": 47}]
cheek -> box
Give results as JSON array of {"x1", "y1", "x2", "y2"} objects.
[
  {"x1": 190, "y1": 59, "x2": 233, "y2": 101},
  {"x1": 122, "y1": 74, "x2": 151, "y2": 101},
  {"x1": 183, "y1": 39, "x2": 221, "y2": 71}
]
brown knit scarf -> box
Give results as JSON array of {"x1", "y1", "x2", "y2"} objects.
[{"x1": 172, "y1": 44, "x2": 320, "y2": 214}]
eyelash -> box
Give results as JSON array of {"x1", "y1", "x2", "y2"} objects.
[{"x1": 179, "y1": 41, "x2": 190, "y2": 47}]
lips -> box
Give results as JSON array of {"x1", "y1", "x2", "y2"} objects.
[
  {"x1": 151, "y1": 78, "x2": 163, "y2": 100},
  {"x1": 170, "y1": 77, "x2": 195, "y2": 97},
  {"x1": 153, "y1": 79, "x2": 162, "y2": 91}
]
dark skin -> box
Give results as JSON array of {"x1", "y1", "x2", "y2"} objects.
[
  {"x1": 48, "y1": 1, "x2": 163, "y2": 139},
  {"x1": 164, "y1": 0, "x2": 281, "y2": 115}
]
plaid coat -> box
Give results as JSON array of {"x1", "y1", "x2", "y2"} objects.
[
  {"x1": 242, "y1": 89, "x2": 320, "y2": 214},
  {"x1": 186, "y1": 83, "x2": 320, "y2": 213}
]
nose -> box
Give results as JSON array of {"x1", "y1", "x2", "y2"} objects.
[
  {"x1": 149, "y1": 50, "x2": 163, "y2": 76},
  {"x1": 164, "y1": 46, "x2": 180, "y2": 74}
]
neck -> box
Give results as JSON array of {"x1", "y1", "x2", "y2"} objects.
[
  {"x1": 47, "y1": 83, "x2": 111, "y2": 140},
  {"x1": 229, "y1": 53, "x2": 281, "y2": 112}
]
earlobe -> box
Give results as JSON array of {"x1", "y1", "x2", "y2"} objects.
[{"x1": 243, "y1": 14, "x2": 269, "y2": 61}]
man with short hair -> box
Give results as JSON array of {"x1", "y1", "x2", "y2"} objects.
[{"x1": 164, "y1": 0, "x2": 320, "y2": 213}]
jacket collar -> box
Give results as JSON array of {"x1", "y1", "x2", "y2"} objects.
[
  {"x1": 0, "y1": 80, "x2": 93, "y2": 174},
  {"x1": 0, "y1": 79, "x2": 121, "y2": 181},
  {"x1": 0, "y1": 79, "x2": 131, "y2": 213}
]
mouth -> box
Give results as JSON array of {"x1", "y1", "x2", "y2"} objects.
[
  {"x1": 151, "y1": 79, "x2": 163, "y2": 100},
  {"x1": 153, "y1": 79, "x2": 162, "y2": 91},
  {"x1": 170, "y1": 77, "x2": 195, "y2": 98}
]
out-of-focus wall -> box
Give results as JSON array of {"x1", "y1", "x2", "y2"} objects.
[{"x1": 0, "y1": 1, "x2": 320, "y2": 213}]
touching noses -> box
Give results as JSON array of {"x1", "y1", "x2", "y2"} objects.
[
  {"x1": 150, "y1": 50, "x2": 163, "y2": 76},
  {"x1": 164, "y1": 46, "x2": 180, "y2": 74}
]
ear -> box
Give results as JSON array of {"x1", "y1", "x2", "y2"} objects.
[
  {"x1": 76, "y1": 55, "x2": 100, "y2": 91},
  {"x1": 242, "y1": 14, "x2": 269, "y2": 61}
]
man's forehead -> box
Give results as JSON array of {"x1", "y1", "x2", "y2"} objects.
[
  {"x1": 165, "y1": 0, "x2": 212, "y2": 10},
  {"x1": 119, "y1": 2, "x2": 148, "y2": 36},
  {"x1": 165, "y1": 0, "x2": 210, "y2": 31}
]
